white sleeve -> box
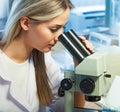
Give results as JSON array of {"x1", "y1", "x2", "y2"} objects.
[{"x1": 44, "y1": 52, "x2": 65, "y2": 112}]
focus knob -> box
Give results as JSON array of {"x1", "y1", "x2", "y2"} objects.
[
  {"x1": 58, "y1": 86, "x2": 65, "y2": 97},
  {"x1": 61, "y1": 78, "x2": 73, "y2": 90},
  {"x1": 80, "y1": 78, "x2": 95, "y2": 94}
]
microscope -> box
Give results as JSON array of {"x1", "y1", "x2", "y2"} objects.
[{"x1": 58, "y1": 29, "x2": 120, "y2": 112}]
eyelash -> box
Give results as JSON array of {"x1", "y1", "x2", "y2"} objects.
[{"x1": 50, "y1": 28, "x2": 58, "y2": 33}]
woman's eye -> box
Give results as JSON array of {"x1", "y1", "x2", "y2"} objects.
[{"x1": 50, "y1": 28, "x2": 58, "y2": 33}]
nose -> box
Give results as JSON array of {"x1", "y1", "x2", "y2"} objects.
[{"x1": 54, "y1": 28, "x2": 63, "y2": 41}]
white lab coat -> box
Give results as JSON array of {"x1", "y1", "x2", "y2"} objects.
[{"x1": 0, "y1": 51, "x2": 64, "y2": 112}]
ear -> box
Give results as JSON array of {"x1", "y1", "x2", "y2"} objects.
[{"x1": 20, "y1": 17, "x2": 30, "y2": 31}]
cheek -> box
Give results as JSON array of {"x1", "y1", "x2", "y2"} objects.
[
  {"x1": 33, "y1": 29, "x2": 53, "y2": 48},
  {"x1": 37, "y1": 31, "x2": 52, "y2": 43},
  {"x1": 28, "y1": 25, "x2": 54, "y2": 50}
]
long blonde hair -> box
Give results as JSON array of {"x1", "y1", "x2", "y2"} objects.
[{"x1": 1, "y1": 0, "x2": 72, "y2": 105}]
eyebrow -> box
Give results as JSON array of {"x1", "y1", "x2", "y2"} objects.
[{"x1": 52, "y1": 22, "x2": 68, "y2": 27}]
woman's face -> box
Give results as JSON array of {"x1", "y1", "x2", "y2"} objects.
[{"x1": 23, "y1": 8, "x2": 70, "y2": 52}]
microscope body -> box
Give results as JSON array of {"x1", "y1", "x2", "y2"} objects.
[
  {"x1": 62, "y1": 51, "x2": 120, "y2": 112},
  {"x1": 58, "y1": 29, "x2": 120, "y2": 112},
  {"x1": 75, "y1": 51, "x2": 120, "y2": 97}
]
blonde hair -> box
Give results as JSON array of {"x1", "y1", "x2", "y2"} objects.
[{"x1": 1, "y1": 0, "x2": 72, "y2": 105}]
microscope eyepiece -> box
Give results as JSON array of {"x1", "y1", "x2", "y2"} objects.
[{"x1": 58, "y1": 29, "x2": 92, "y2": 63}]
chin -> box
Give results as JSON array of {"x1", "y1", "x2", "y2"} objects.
[{"x1": 43, "y1": 49, "x2": 51, "y2": 53}]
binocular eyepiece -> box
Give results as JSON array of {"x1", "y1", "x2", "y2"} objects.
[{"x1": 58, "y1": 29, "x2": 92, "y2": 63}]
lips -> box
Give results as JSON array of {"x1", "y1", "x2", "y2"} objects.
[
  {"x1": 48, "y1": 40, "x2": 58, "y2": 49},
  {"x1": 48, "y1": 44, "x2": 54, "y2": 48},
  {"x1": 49, "y1": 41, "x2": 57, "y2": 47}
]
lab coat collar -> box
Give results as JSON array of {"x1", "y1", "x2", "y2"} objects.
[{"x1": 0, "y1": 57, "x2": 35, "y2": 111}]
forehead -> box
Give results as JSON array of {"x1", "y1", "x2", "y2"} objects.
[{"x1": 42, "y1": 8, "x2": 70, "y2": 26}]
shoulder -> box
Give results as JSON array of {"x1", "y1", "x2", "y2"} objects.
[
  {"x1": 44, "y1": 52, "x2": 55, "y2": 65},
  {"x1": 44, "y1": 52, "x2": 64, "y2": 81},
  {"x1": 44, "y1": 52, "x2": 60, "y2": 69}
]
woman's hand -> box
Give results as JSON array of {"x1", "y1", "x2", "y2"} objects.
[{"x1": 79, "y1": 36, "x2": 94, "y2": 53}]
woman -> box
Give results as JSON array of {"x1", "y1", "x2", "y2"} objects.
[{"x1": 0, "y1": 0, "x2": 93, "y2": 111}]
